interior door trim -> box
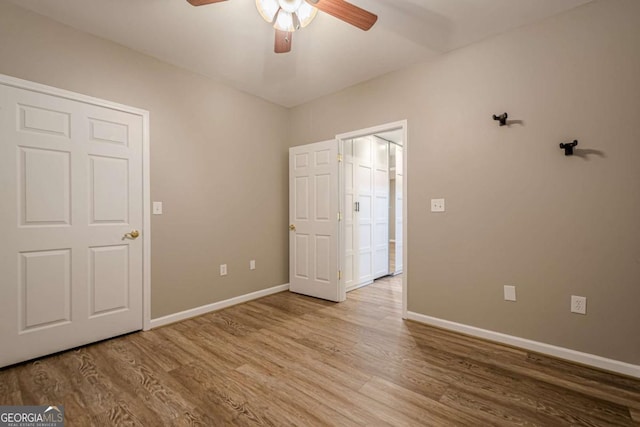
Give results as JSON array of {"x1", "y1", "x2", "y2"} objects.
[
  {"x1": 336, "y1": 120, "x2": 408, "y2": 318},
  {"x1": 0, "y1": 73, "x2": 152, "y2": 331}
]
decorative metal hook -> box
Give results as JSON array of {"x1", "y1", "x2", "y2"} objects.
[
  {"x1": 493, "y1": 113, "x2": 508, "y2": 126},
  {"x1": 559, "y1": 140, "x2": 578, "y2": 156}
]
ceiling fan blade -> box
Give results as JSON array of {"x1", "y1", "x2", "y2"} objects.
[
  {"x1": 307, "y1": 0, "x2": 377, "y2": 31},
  {"x1": 275, "y1": 30, "x2": 292, "y2": 53},
  {"x1": 186, "y1": 0, "x2": 227, "y2": 6}
]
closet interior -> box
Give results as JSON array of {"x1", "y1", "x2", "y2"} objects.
[{"x1": 343, "y1": 134, "x2": 403, "y2": 292}]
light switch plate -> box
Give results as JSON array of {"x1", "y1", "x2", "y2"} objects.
[
  {"x1": 152, "y1": 201, "x2": 163, "y2": 215},
  {"x1": 431, "y1": 198, "x2": 445, "y2": 212},
  {"x1": 250, "y1": 260, "x2": 256, "y2": 270},
  {"x1": 504, "y1": 285, "x2": 517, "y2": 302},
  {"x1": 220, "y1": 264, "x2": 227, "y2": 276}
]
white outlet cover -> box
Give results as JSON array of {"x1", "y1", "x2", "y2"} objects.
[
  {"x1": 220, "y1": 264, "x2": 227, "y2": 276},
  {"x1": 250, "y1": 260, "x2": 256, "y2": 270},
  {"x1": 431, "y1": 198, "x2": 445, "y2": 212},
  {"x1": 504, "y1": 285, "x2": 517, "y2": 302},
  {"x1": 571, "y1": 295, "x2": 587, "y2": 314}
]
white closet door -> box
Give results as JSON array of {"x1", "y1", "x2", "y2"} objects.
[
  {"x1": 343, "y1": 140, "x2": 357, "y2": 289},
  {"x1": 0, "y1": 82, "x2": 144, "y2": 368},
  {"x1": 354, "y1": 137, "x2": 374, "y2": 285},
  {"x1": 373, "y1": 138, "x2": 389, "y2": 278},
  {"x1": 395, "y1": 146, "x2": 404, "y2": 274}
]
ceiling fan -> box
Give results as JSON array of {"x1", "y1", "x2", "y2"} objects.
[{"x1": 187, "y1": 0, "x2": 378, "y2": 53}]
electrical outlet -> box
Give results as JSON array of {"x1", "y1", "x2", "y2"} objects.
[
  {"x1": 250, "y1": 260, "x2": 256, "y2": 270},
  {"x1": 571, "y1": 295, "x2": 587, "y2": 315},
  {"x1": 504, "y1": 285, "x2": 516, "y2": 302},
  {"x1": 220, "y1": 264, "x2": 227, "y2": 276},
  {"x1": 431, "y1": 198, "x2": 445, "y2": 212}
]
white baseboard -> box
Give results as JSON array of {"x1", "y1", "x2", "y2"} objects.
[
  {"x1": 150, "y1": 283, "x2": 290, "y2": 329},
  {"x1": 406, "y1": 311, "x2": 640, "y2": 379}
]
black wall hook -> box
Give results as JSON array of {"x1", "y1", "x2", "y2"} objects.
[
  {"x1": 559, "y1": 140, "x2": 578, "y2": 156},
  {"x1": 493, "y1": 113, "x2": 508, "y2": 126}
]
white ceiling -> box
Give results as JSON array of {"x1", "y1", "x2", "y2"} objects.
[{"x1": 9, "y1": 0, "x2": 592, "y2": 107}]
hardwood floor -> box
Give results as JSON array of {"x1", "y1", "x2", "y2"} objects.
[{"x1": 1, "y1": 275, "x2": 639, "y2": 426}]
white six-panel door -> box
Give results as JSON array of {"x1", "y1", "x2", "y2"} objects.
[
  {"x1": 0, "y1": 81, "x2": 144, "y2": 367},
  {"x1": 289, "y1": 141, "x2": 342, "y2": 302}
]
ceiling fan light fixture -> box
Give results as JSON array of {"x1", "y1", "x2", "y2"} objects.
[
  {"x1": 188, "y1": 0, "x2": 377, "y2": 54},
  {"x1": 296, "y1": 1, "x2": 317, "y2": 28},
  {"x1": 278, "y1": 0, "x2": 303, "y2": 13},
  {"x1": 274, "y1": 9, "x2": 296, "y2": 32},
  {"x1": 255, "y1": 0, "x2": 279, "y2": 23}
]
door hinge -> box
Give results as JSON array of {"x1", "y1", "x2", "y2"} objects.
[
  {"x1": 337, "y1": 211, "x2": 342, "y2": 221},
  {"x1": 337, "y1": 154, "x2": 343, "y2": 162},
  {"x1": 338, "y1": 270, "x2": 342, "y2": 280}
]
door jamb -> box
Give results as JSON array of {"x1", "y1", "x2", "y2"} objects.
[
  {"x1": 0, "y1": 74, "x2": 153, "y2": 331},
  {"x1": 335, "y1": 120, "x2": 408, "y2": 318},
  {"x1": 141, "y1": 112, "x2": 151, "y2": 330}
]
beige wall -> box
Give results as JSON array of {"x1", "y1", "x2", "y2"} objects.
[
  {"x1": 0, "y1": 2, "x2": 290, "y2": 319},
  {"x1": 1, "y1": 0, "x2": 638, "y2": 365},
  {"x1": 290, "y1": 0, "x2": 640, "y2": 365}
]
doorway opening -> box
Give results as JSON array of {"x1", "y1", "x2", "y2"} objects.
[{"x1": 337, "y1": 121, "x2": 407, "y2": 318}]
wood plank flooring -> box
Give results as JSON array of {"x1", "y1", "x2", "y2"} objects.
[{"x1": 1, "y1": 275, "x2": 640, "y2": 426}]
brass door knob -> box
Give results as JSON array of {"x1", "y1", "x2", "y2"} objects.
[
  {"x1": 125, "y1": 230, "x2": 140, "y2": 239},
  {"x1": 289, "y1": 224, "x2": 296, "y2": 231}
]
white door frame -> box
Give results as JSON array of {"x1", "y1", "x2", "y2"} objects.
[
  {"x1": 336, "y1": 120, "x2": 408, "y2": 318},
  {"x1": 0, "y1": 74, "x2": 153, "y2": 331}
]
